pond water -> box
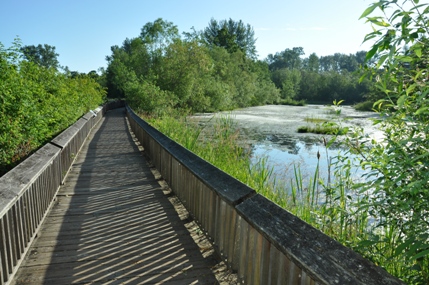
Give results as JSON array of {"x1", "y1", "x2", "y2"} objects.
[{"x1": 194, "y1": 104, "x2": 382, "y2": 185}]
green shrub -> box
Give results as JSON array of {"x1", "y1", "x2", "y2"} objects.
[{"x1": 0, "y1": 40, "x2": 106, "y2": 176}]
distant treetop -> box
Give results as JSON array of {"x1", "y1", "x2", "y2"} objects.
[{"x1": 202, "y1": 18, "x2": 257, "y2": 59}]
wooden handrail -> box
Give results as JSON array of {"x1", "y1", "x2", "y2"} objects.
[
  {"x1": 0, "y1": 100, "x2": 404, "y2": 285},
  {"x1": 126, "y1": 105, "x2": 405, "y2": 285},
  {"x1": 0, "y1": 101, "x2": 124, "y2": 285}
]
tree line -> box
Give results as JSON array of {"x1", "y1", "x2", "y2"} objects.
[
  {"x1": 0, "y1": 17, "x2": 378, "y2": 175},
  {"x1": 104, "y1": 11, "x2": 429, "y2": 283},
  {"x1": 105, "y1": 18, "x2": 375, "y2": 116},
  {"x1": 0, "y1": 16, "x2": 382, "y2": 176},
  {"x1": 267, "y1": 47, "x2": 375, "y2": 104},
  {"x1": 105, "y1": 18, "x2": 279, "y2": 116},
  {"x1": 2, "y1": 1, "x2": 428, "y2": 281}
]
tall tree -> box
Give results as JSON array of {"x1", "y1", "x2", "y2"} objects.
[
  {"x1": 267, "y1": 47, "x2": 304, "y2": 70},
  {"x1": 303, "y1": 52, "x2": 320, "y2": 72},
  {"x1": 203, "y1": 18, "x2": 257, "y2": 58},
  {"x1": 354, "y1": 50, "x2": 367, "y2": 66},
  {"x1": 157, "y1": 40, "x2": 213, "y2": 111},
  {"x1": 20, "y1": 44, "x2": 59, "y2": 69},
  {"x1": 140, "y1": 18, "x2": 180, "y2": 58}
]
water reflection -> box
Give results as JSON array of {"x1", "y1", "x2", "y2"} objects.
[
  {"x1": 194, "y1": 104, "x2": 379, "y2": 186},
  {"x1": 249, "y1": 138, "x2": 363, "y2": 186}
]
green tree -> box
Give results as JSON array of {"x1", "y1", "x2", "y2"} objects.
[
  {"x1": 157, "y1": 40, "x2": 212, "y2": 112},
  {"x1": 267, "y1": 47, "x2": 304, "y2": 71},
  {"x1": 251, "y1": 60, "x2": 281, "y2": 105},
  {"x1": 105, "y1": 45, "x2": 130, "y2": 98},
  {"x1": 266, "y1": 47, "x2": 370, "y2": 103},
  {"x1": 123, "y1": 73, "x2": 175, "y2": 116},
  {"x1": 140, "y1": 18, "x2": 180, "y2": 52},
  {"x1": 355, "y1": 50, "x2": 368, "y2": 66},
  {"x1": 139, "y1": 18, "x2": 180, "y2": 68},
  {"x1": 298, "y1": 71, "x2": 321, "y2": 101},
  {"x1": 105, "y1": 19, "x2": 279, "y2": 114},
  {"x1": 20, "y1": 44, "x2": 60, "y2": 69},
  {"x1": 319, "y1": 55, "x2": 335, "y2": 72},
  {"x1": 271, "y1": 68, "x2": 301, "y2": 99},
  {"x1": 303, "y1": 52, "x2": 320, "y2": 72},
  {"x1": 203, "y1": 18, "x2": 257, "y2": 58}
]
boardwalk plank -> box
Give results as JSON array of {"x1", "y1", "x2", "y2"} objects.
[{"x1": 11, "y1": 108, "x2": 230, "y2": 285}]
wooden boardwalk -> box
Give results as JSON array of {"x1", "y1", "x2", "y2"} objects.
[{"x1": 11, "y1": 108, "x2": 233, "y2": 285}]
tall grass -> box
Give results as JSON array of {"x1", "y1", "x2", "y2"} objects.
[
  {"x1": 143, "y1": 112, "x2": 413, "y2": 283},
  {"x1": 145, "y1": 114, "x2": 266, "y2": 192}
]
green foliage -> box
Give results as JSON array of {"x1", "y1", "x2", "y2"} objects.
[
  {"x1": 303, "y1": 52, "x2": 320, "y2": 72},
  {"x1": 271, "y1": 68, "x2": 301, "y2": 99},
  {"x1": 319, "y1": 52, "x2": 364, "y2": 72},
  {"x1": 124, "y1": 75, "x2": 176, "y2": 117},
  {"x1": 140, "y1": 18, "x2": 180, "y2": 57},
  {"x1": 348, "y1": 1, "x2": 429, "y2": 283},
  {"x1": 106, "y1": 18, "x2": 375, "y2": 114},
  {"x1": 297, "y1": 101, "x2": 348, "y2": 135},
  {"x1": 267, "y1": 47, "x2": 305, "y2": 70},
  {"x1": 145, "y1": 111, "x2": 373, "y2": 272},
  {"x1": 20, "y1": 43, "x2": 60, "y2": 69},
  {"x1": 266, "y1": 48, "x2": 373, "y2": 104},
  {"x1": 156, "y1": 40, "x2": 213, "y2": 111},
  {"x1": 202, "y1": 18, "x2": 257, "y2": 59},
  {"x1": 0, "y1": 39, "x2": 106, "y2": 176},
  {"x1": 145, "y1": 113, "x2": 265, "y2": 191},
  {"x1": 105, "y1": 18, "x2": 279, "y2": 115}
]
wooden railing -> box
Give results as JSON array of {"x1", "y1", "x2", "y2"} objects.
[
  {"x1": 0, "y1": 101, "x2": 124, "y2": 285},
  {"x1": 0, "y1": 101, "x2": 406, "y2": 285},
  {"x1": 126, "y1": 105, "x2": 405, "y2": 285}
]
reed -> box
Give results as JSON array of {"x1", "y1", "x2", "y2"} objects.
[{"x1": 143, "y1": 112, "x2": 410, "y2": 283}]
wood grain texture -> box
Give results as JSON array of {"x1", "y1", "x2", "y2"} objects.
[{"x1": 11, "y1": 108, "x2": 227, "y2": 285}]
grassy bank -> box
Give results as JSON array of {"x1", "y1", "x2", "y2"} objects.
[{"x1": 142, "y1": 112, "x2": 423, "y2": 284}]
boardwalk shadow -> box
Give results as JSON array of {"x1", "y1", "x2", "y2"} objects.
[{"x1": 14, "y1": 108, "x2": 220, "y2": 284}]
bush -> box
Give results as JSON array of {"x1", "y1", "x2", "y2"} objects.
[{"x1": 0, "y1": 40, "x2": 106, "y2": 176}]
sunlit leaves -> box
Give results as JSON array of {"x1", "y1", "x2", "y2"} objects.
[
  {"x1": 107, "y1": 18, "x2": 279, "y2": 115},
  {"x1": 0, "y1": 39, "x2": 105, "y2": 175},
  {"x1": 359, "y1": 3, "x2": 381, "y2": 19},
  {"x1": 202, "y1": 18, "x2": 257, "y2": 59},
  {"x1": 355, "y1": 1, "x2": 429, "y2": 282}
]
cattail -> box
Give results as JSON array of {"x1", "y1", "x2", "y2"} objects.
[{"x1": 317, "y1": 150, "x2": 320, "y2": 160}]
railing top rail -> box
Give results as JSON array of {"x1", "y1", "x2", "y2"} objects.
[
  {"x1": 237, "y1": 194, "x2": 402, "y2": 285},
  {"x1": 0, "y1": 143, "x2": 60, "y2": 217},
  {"x1": 50, "y1": 118, "x2": 87, "y2": 148},
  {"x1": 126, "y1": 105, "x2": 256, "y2": 206},
  {"x1": 126, "y1": 104, "x2": 406, "y2": 285}
]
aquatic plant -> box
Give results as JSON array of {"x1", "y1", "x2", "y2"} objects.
[{"x1": 143, "y1": 106, "x2": 423, "y2": 283}]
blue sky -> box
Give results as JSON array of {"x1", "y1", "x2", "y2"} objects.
[{"x1": 1, "y1": 0, "x2": 375, "y2": 73}]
